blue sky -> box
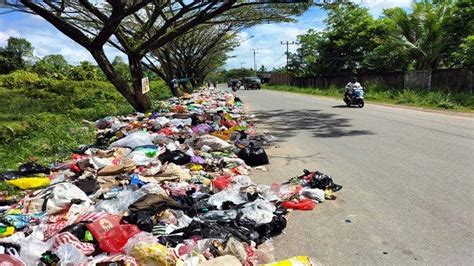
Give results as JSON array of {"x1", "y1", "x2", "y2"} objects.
[{"x1": 0, "y1": 0, "x2": 411, "y2": 70}]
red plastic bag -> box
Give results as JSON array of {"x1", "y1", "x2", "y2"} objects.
[
  {"x1": 212, "y1": 175, "x2": 232, "y2": 191},
  {"x1": 281, "y1": 198, "x2": 315, "y2": 211},
  {"x1": 99, "y1": 224, "x2": 141, "y2": 253},
  {"x1": 159, "y1": 127, "x2": 174, "y2": 136},
  {"x1": 86, "y1": 215, "x2": 121, "y2": 242}
]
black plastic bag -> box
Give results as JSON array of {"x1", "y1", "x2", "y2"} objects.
[
  {"x1": 237, "y1": 143, "x2": 269, "y2": 167},
  {"x1": 158, "y1": 150, "x2": 191, "y2": 165},
  {"x1": 256, "y1": 215, "x2": 287, "y2": 239},
  {"x1": 19, "y1": 162, "x2": 50, "y2": 175},
  {"x1": 0, "y1": 171, "x2": 21, "y2": 181},
  {"x1": 308, "y1": 170, "x2": 343, "y2": 192},
  {"x1": 122, "y1": 211, "x2": 153, "y2": 232}
]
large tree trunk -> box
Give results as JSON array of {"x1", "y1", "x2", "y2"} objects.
[{"x1": 92, "y1": 49, "x2": 145, "y2": 111}]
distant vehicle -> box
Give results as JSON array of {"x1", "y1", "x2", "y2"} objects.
[
  {"x1": 227, "y1": 79, "x2": 237, "y2": 87},
  {"x1": 242, "y1": 77, "x2": 261, "y2": 90}
]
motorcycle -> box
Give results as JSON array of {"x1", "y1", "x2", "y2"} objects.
[
  {"x1": 231, "y1": 82, "x2": 241, "y2": 92},
  {"x1": 343, "y1": 88, "x2": 365, "y2": 108}
]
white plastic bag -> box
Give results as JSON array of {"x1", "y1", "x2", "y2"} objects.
[
  {"x1": 239, "y1": 199, "x2": 276, "y2": 225},
  {"x1": 109, "y1": 131, "x2": 153, "y2": 149},
  {"x1": 23, "y1": 183, "x2": 92, "y2": 215},
  {"x1": 96, "y1": 187, "x2": 147, "y2": 214},
  {"x1": 208, "y1": 187, "x2": 246, "y2": 209},
  {"x1": 195, "y1": 135, "x2": 232, "y2": 151},
  {"x1": 301, "y1": 188, "x2": 325, "y2": 202},
  {"x1": 55, "y1": 244, "x2": 87, "y2": 264}
]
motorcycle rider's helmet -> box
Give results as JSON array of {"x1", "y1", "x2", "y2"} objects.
[{"x1": 352, "y1": 77, "x2": 357, "y2": 83}]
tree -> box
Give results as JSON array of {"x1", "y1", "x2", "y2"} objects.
[
  {"x1": 111, "y1": 56, "x2": 131, "y2": 81},
  {"x1": 68, "y1": 61, "x2": 100, "y2": 81},
  {"x1": 290, "y1": 4, "x2": 392, "y2": 76},
  {"x1": 5, "y1": 1, "x2": 308, "y2": 111},
  {"x1": 0, "y1": 37, "x2": 33, "y2": 74},
  {"x1": 384, "y1": 1, "x2": 454, "y2": 70},
  {"x1": 146, "y1": 24, "x2": 238, "y2": 95},
  {"x1": 441, "y1": 0, "x2": 474, "y2": 67},
  {"x1": 451, "y1": 35, "x2": 474, "y2": 69},
  {"x1": 33, "y1": 54, "x2": 70, "y2": 78}
]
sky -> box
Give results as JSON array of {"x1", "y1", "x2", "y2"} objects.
[{"x1": 0, "y1": 0, "x2": 411, "y2": 70}]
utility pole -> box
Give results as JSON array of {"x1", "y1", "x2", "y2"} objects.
[
  {"x1": 281, "y1": 41, "x2": 297, "y2": 73},
  {"x1": 240, "y1": 62, "x2": 245, "y2": 70},
  {"x1": 251, "y1": 48, "x2": 259, "y2": 76}
]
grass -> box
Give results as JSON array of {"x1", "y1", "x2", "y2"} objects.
[
  {"x1": 0, "y1": 72, "x2": 172, "y2": 171},
  {"x1": 264, "y1": 84, "x2": 473, "y2": 112}
]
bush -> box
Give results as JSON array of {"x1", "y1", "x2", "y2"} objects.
[{"x1": 2, "y1": 70, "x2": 40, "y2": 89}]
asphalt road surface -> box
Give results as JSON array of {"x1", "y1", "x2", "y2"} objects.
[{"x1": 233, "y1": 88, "x2": 474, "y2": 265}]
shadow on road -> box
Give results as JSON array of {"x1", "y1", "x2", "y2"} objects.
[
  {"x1": 252, "y1": 109, "x2": 374, "y2": 140},
  {"x1": 332, "y1": 105, "x2": 362, "y2": 109}
]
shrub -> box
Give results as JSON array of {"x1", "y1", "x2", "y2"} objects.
[
  {"x1": 395, "y1": 89, "x2": 419, "y2": 104},
  {"x1": 3, "y1": 70, "x2": 40, "y2": 89}
]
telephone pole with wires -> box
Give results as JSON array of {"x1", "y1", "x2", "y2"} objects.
[
  {"x1": 251, "y1": 48, "x2": 259, "y2": 76},
  {"x1": 280, "y1": 41, "x2": 297, "y2": 73}
]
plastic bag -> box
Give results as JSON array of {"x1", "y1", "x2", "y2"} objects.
[
  {"x1": 211, "y1": 175, "x2": 232, "y2": 191},
  {"x1": 262, "y1": 256, "x2": 314, "y2": 266},
  {"x1": 195, "y1": 135, "x2": 232, "y2": 151},
  {"x1": 19, "y1": 237, "x2": 52, "y2": 265},
  {"x1": 23, "y1": 182, "x2": 92, "y2": 215},
  {"x1": 281, "y1": 198, "x2": 315, "y2": 211},
  {"x1": 0, "y1": 253, "x2": 26, "y2": 266},
  {"x1": 122, "y1": 211, "x2": 153, "y2": 232},
  {"x1": 95, "y1": 188, "x2": 147, "y2": 214},
  {"x1": 208, "y1": 187, "x2": 246, "y2": 209},
  {"x1": 6, "y1": 177, "x2": 50, "y2": 190},
  {"x1": 237, "y1": 143, "x2": 269, "y2": 167},
  {"x1": 99, "y1": 224, "x2": 141, "y2": 253},
  {"x1": 301, "y1": 188, "x2": 325, "y2": 202},
  {"x1": 19, "y1": 162, "x2": 50, "y2": 175},
  {"x1": 126, "y1": 238, "x2": 176, "y2": 265},
  {"x1": 158, "y1": 150, "x2": 191, "y2": 165},
  {"x1": 109, "y1": 131, "x2": 153, "y2": 149},
  {"x1": 200, "y1": 255, "x2": 241, "y2": 266},
  {"x1": 240, "y1": 199, "x2": 276, "y2": 225},
  {"x1": 55, "y1": 244, "x2": 87, "y2": 264}
]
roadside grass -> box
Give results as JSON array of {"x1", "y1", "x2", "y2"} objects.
[
  {"x1": 0, "y1": 71, "x2": 171, "y2": 170},
  {"x1": 264, "y1": 84, "x2": 473, "y2": 111}
]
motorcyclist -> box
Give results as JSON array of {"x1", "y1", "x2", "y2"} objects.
[
  {"x1": 231, "y1": 79, "x2": 240, "y2": 88},
  {"x1": 345, "y1": 77, "x2": 363, "y2": 99}
]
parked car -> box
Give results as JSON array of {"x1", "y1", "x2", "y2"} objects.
[{"x1": 242, "y1": 77, "x2": 261, "y2": 90}]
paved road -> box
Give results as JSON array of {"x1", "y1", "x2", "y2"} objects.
[{"x1": 234, "y1": 89, "x2": 474, "y2": 265}]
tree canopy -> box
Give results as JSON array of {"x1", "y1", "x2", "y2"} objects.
[{"x1": 4, "y1": 0, "x2": 308, "y2": 111}]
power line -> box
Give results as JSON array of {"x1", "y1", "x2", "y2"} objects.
[{"x1": 280, "y1": 41, "x2": 298, "y2": 73}]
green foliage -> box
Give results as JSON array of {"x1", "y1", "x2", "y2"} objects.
[
  {"x1": 68, "y1": 61, "x2": 102, "y2": 81},
  {"x1": 33, "y1": 54, "x2": 70, "y2": 79},
  {"x1": 0, "y1": 73, "x2": 170, "y2": 170},
  {"x1": 0, "y1": 37, "x2": 34, "y2": 74},
  {"x1": 291, "y1": 4, "x2": 399, "y2": 75},
  {"x1": 2, "y1": 70, "x2": 40, "y2": 89},
  {"x1": 112, "y1": 56, "x2": 131, "y2": 81},
  {"x1": 451, "y1": 35, "x2": 474, "y2": 69}
]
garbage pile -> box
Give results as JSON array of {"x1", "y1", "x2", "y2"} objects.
[{"x1": 0, "y1": 89, "x2": 342, "y2": 265}]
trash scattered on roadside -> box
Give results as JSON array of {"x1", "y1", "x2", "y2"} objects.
[{"x1": 0, "y1": 88, "x2": 342, "y2": 265}]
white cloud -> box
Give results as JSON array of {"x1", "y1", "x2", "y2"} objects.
[
  {"x1": 0, "y1": 29, "x2": 20, "y2": 47},
  {"x1": 358, "y1": 0, "x2": 412, "y2": 16},
  {"x1": 225, "y1": 23, "x2": 312, "y2": 70}
]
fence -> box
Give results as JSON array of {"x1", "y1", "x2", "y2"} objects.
[{"x1": 270, "y1": 69, "x2": 473, "y2": 92}]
